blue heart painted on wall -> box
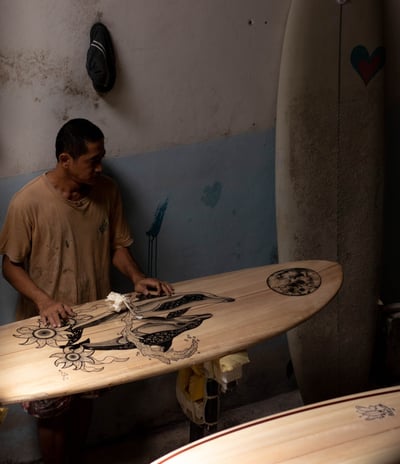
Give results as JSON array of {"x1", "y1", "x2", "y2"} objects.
[
  {"x1": 201, "y1": 182, "x2": 222, "y2": 208},
  {"x1": 350, "y1": 45, "x2": 385, "y2": 85}
]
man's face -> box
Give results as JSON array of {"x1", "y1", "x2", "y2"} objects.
[{"x1": 67, "y1": 139, "x2": 105, "y2": 185}]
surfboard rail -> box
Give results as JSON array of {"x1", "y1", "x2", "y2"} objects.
[{"x1": 152, "y1": 385, "x2": 400, "y2": 464}]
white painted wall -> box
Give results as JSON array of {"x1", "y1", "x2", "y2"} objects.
[{"x1": 0, "y1": 0, "x2": 289, "y2": 177}]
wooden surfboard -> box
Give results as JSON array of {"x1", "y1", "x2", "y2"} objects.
[
  {"x1": 275, "y1": 0, "x2": 384, "y2": 402},
  {"x1": 152, "y1": 386, "x2": 400, "y2": 464},
  {"x1": 0, "y1": 260, "x2": 342, "y2": 405}
]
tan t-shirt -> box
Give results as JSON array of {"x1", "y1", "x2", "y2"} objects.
[{"x1": 0, "y1": 173, "x2": 133, "y2": 319}]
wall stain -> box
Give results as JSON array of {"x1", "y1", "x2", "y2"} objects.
[
  {"x1": 146, "y1": 199, "x2": 169, "y2": 239},
  {"x1": 146, "y1": 199, "x2": 169, "y2": 277},
  {"x1": 0, "y1": 49, "x2": 97, "y2": 102},
  {"x1": 201, "y1": 182, "x2": 222, "y2": 208}
]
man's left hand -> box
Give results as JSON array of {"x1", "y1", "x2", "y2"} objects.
[{"x1": 135, "y1": 278, "x2": 174, "y2": 297}]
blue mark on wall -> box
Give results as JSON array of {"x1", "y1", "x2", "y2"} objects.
[
  {"x1": 146, "y1": 199, "x2": 169, "y2": 238},
  {"x1": 146, "y1": 199, "x2": 169, "y2": 277},
  {"x1": 201, "y1": 181, "x2": 222, "y2": 208}
]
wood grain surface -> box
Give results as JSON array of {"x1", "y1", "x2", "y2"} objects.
[
  {"x1": 0, "y1": 260, "x2": 342, "y2": 405},
  {"x1": 153, "y1": 386, "x2": 400, "y2": 464}
]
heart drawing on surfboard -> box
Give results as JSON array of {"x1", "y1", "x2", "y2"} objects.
[{"x1": 350, "y1": 45, "x2": 385, "y2": 85}]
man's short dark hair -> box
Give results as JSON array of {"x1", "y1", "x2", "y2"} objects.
[{"x1": 55, "y1": 118, "x2": 104, "y2": 160}]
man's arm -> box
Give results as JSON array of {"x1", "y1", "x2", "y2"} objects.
[
  {"x1": 112, "y1": 247, "x2": 174, "y2": 296},
  {"x1": 2, "y1": 255, "x2": 75, "y2": 327}
]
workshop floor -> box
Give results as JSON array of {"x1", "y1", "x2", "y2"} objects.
[{"x1": 83, "y1": 389, "x2": 303, "y2": 464}]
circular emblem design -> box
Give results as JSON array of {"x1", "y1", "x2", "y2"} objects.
[
  {"x1": 267, "y1": 268, "x2": 321, "y2": 296},
  {"x1": 32, "y1": 328, "x2": 57, "y2": 339},
  {"x1": 65, "y1": 352, "x2": 81, "y2": 362}
]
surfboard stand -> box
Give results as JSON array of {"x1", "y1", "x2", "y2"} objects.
[
  {"x1": 176, "y1": 353, "x2": 250, "y2": 440},
  {"x1": 189, "y1": 378, "x2": 220, "y2": 441}
]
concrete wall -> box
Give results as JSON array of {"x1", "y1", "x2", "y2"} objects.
[
  {"x1": 0, "y1": 0, "x2": 286, "y2": 175},
  {"x1": 0, "y1": 0, "x2": 289, "y2": 319}
]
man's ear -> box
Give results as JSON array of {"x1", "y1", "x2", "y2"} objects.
[{"x1": 59, "y1": 152, "x2": 72, "y2": 167}]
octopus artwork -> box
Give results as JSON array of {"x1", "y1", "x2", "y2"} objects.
[
  {"x1": 267, "y1": 268, "x2": 321, "y2": 296},
  {"x1": 13, "y1": 292, "x2": 234, "y2": 372}
]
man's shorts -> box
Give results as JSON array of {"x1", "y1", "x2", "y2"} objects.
[
  {"x1": 22, "y1": 389, "x2": 110, "y2": 419},
  {"x1": 22, "y1": 397, "x2": 73, "y2": 419}
]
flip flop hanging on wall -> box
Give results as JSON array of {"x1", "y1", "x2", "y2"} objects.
[{"x1": 86, "y1": 22, "x2": 116, "y2": 93}]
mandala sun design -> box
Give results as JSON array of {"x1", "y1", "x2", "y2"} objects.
[
  {"x1": 50, "y1": 346, "x2": 128, "y2": 372},
  {"x1": 14, "y1": 322, "x2": 74, "y2": 348},
  {"x1": 51, "y1": 346, "x2": 99, "y2": 371},
  {"x1": 267, "y1": 268, "x2": 321, "y2": 296},
  {"x1": 12, "y1": 292, "x2": 231, "y2": 374}
]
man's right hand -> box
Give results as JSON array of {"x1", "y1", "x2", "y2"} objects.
[
  {"x1": 38, "y1": 299, "x2": 75, "y2": 328},
  {"x1": 2, "y1": 256, "x2": 76, "y2": 328}
]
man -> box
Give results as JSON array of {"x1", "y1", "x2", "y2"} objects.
[{"x1": 0, "y1": 118, "x2": 173, "y2": 463}]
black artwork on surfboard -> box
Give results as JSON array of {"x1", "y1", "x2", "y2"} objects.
[
  {"x1": 267, "y1": 268, "x2": 321, "y2": 296},
  {"x1": 14, "y1": 268, "x2": 322, "y2": 372},
  {"x1": 14, "y1": 292, "x2": 234, "y2": 371},
  {"x1": 355, "y1": 404, "x2": 396, "y2": 421}
]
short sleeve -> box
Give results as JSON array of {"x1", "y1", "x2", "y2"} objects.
[{"x1": 0, "y1": 194, "x2": 33, "y2": 263}]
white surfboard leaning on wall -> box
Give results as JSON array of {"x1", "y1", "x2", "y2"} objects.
[{"x1": 275, "y1": 0, "x2": 385, "y2": 403}]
